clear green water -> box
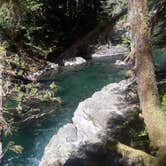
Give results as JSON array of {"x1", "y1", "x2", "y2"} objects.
[{"x1": 4, "y1": 59, "x2": 124, "y2": 166}]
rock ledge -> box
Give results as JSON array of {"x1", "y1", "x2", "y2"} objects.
[{"x1": 40, "y1": 79, "x2": 138, "y2": 166}]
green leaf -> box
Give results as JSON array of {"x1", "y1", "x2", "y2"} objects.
[{"x1": 9, "y1": 144, "x2": 24, "y2": 154}]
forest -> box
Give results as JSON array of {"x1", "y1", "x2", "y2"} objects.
[{"x1": 0, "y1": 0, "x2": 166, "y2": 166}]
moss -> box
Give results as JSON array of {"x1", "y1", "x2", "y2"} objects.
[
  {"x1": 122, "y1": 36, "x2": 131, "y2": 47},
  {"x1": 161, "y1": 95, "x2": 166, "y2": 115},
  {"x1": 106, "y1": 142, "x2": 156, "y2": 166},
  {"x1": 0, "y1": 46, "x2": 5, "y2": 53}
]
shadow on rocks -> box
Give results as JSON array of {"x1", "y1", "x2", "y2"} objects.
[{"x1": 64, "y1": 143, "x2": 127, "y2": 166}]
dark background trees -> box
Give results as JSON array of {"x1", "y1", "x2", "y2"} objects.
[{"x1": 0, "y1": 0, "x2": 127, "y2": 60}]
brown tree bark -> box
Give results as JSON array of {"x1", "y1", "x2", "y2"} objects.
[{"x1": 129, "y1": 0, "x2": 166, "y2": 164}]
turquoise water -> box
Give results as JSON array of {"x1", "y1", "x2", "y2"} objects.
[{"x1": 4, "y1": 59, "x2": 124, "y2": 166}]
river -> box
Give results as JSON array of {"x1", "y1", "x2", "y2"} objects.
[{"x1": 4, "y1": 59, "x2": 124, "y2": 166}]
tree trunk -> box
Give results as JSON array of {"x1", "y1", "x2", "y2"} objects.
[{"x1": 129, "y1": 0, "x2": 166, "y2": 163}]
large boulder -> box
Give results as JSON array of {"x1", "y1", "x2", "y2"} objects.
[
  {"x1": 40, "y1": 79, "x2": 138, "y2": 166},
  {"x1": 64, "y1": 57, "x2": 86, "y2": 67}
]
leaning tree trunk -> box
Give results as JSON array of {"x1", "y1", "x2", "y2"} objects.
[{"x1": 129, "y1": 0, "x2": 166, "y2": 163}]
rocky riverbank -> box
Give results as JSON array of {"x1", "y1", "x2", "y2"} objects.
[
  {"x1": 28, "y1": 44, "x2": 129, "y2": 81},
  {"x1": 40, "y1": 79, "x2": 139, "y2": 166},
  {"x1": 2, "y1": 43, "x2": 129, "y2": 126}
]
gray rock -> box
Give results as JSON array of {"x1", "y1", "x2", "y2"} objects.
[
  {"x1": 64, "y1": 57, "x2": 86, "y2": 67},
  {"x1": 27, "y1": 63, "x2": 59, "y2": 81},
  {"x1": 27, "y1": 57, "x2": 86, "y2": 81},
  {"x1": 114, "y1": 60, "x2": 128, "y2": 67},
  {"x1": 40, "y1": 79, "x2": 138, "y2": 166},
  {"x1": 27, "y1": 45, "x2": 129, "y2": 81},
  {"x1": 92, "y1": 44, "x2": 129, "y2": 59}
]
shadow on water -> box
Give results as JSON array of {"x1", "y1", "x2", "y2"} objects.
[{"x1": 4, "y1": 59, "x2": 124, "y2": 166}]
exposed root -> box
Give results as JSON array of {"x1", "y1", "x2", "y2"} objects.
[
  {"x1": 106, "y1": 142, "x2": 157, "y2": 166},
  {"x1": 125, "y1": 69, "x2": 135, "y2": 79},
  {"x1": 124, "y1": 49, "x2": 136, "y2": 64}
]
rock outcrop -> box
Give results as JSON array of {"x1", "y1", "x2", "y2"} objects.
[
  {"x1": 27, "y1": 57, "x2": 86, "y2": 81},
  {"x1": 28, "y1": 45, "x2": 129, "y2": 81},
  {"x1": 64, "y1": 57, "x2": 86, "y2": 67},
  {"x1": 40, "y1": 79, "x2": 138, "y2": 166},
  {"x1": 92, "y1": 44, "x2": 129, "y2": 59}
]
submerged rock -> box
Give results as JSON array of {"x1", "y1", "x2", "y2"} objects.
[{"x1": 40, "y1": 79, "x2": 138, "y2": 166}]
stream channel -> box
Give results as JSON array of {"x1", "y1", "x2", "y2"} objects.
[{"x1": 4, "y1": 58, "x2": 124, "y2": 166}]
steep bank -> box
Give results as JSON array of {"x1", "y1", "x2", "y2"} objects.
[{"x1": 40, "y1": 79, "x2": 138, "y2": 166}]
